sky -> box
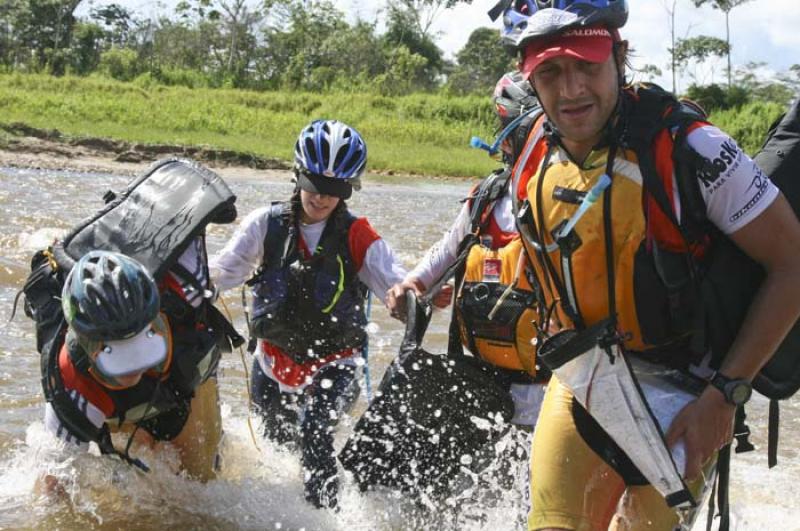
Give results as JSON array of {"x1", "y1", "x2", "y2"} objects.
[{"x1": 77, "y1": 0, "x2": 800, "y2": 93}]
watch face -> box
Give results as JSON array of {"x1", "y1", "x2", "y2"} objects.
[{"x1": 729, "y1": 383, "x2": 752, "y2": 405}]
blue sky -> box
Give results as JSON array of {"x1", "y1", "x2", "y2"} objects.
[{"x1": 77, "y1": 0, "x2": 799, "y2": 93}]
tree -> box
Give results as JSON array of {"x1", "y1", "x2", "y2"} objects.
[
  {"x1": 90, "y1": 3, "x2": 135, "y2": 47},
  {"x1": 386, "y1": 0, "x2": 474, "y2": 40},
  {"x1": 448, "y1": 26, "x2": 511, "y2": 94},
  {"x1": 692, "y1": 0, "x2": 753, "y2": 89},
  {"x1": 734, "y1": 61, "x2": 795, "y2": 107},
  {"x1": 375, "y1": 44, "x2": 429, "y2": 96},
  {"x1": 662, "y1": 0, "x2": 678, "y2": 92},
  {"x1": 0, "y1": 0, "x2": 27, "y2": 68},
  {"x1": 672, "y1": 35, "x2": 729, "y2": 85},
  {"x1": 638, "y1": 64, "x2": 663, "y2": 83},
  {"x1": 11, "y1": 0, "x2": 84, "y2": 73},
  {"x1": 259, "y1": 0, "x2": 351, "y2": 90},
  {"x1": 776, "y1": 64, "x2": 800, "y2": 97},
  {"x1": 69, "y1": 21, "x2": 104, "y2": 74},
  {"x1": 382, "y1": 5, "x2": 443, "y2": 90},
  {"x1": 213, "y1": 0, "x2": 264, "y2": 87}
]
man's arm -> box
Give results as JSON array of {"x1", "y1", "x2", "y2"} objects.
[{"x1": 666, "y1": 193, "x2": 800, "y2": 479}]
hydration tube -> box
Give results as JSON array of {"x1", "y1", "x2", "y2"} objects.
[
  {"x1": 470, "y1": 106, "x2": 540, "y2": 156},
  {"x1": 531, "y1": 173, "x2": 613, "y2": 253},
  {"x1": 362, "y1": 291, "x2": 373, "y2": 403},
  {"x1": 556, "y1": 173, "x2": 612, "y2": 240}
]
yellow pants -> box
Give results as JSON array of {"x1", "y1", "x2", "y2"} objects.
[
  {"x1": 168, "y1": 377, "x2": 222, "y2": 481},
  {"x1": 529, "y1": 378, "x2": 709, "y2": 531}
]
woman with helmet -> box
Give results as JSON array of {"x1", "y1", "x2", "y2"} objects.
[
  {"x1": 384, "y1": 71, "x2": 545, "y2": 484},
  {"x1": 499, "y1": 1, "x2": 800, "y2": 530},
  {"x1": 42, "y1": 249, "x2": 225, "y2": 484},
  {"x1": 211, "y1": 119, "x2": 406, "y2": 509}
]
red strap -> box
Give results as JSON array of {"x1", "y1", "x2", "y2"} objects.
[
  {"x1": 298, "y1": 233, "x2": 312, "y2": 259},
  {"x1": 515, "y1": 114, "x2": 549, "y2": 202},
  {"x1": 516, "y1": 135, "x2": 549, "y2": 202},
  {"x1": 58, "y1": 345, "x2": 115, "y2": 417},
  {"x1": 159, "y1": 272, "x2": 186, "y2": 299},
  {"x1": 645, "y1": 121, "x2": 711, "y2": 255}
]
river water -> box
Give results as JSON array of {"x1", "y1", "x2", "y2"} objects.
[{"x1": 0, "y1": 165, "x2": 797, "y2": 530}]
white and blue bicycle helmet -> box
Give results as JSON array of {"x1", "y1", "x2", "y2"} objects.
[
  {"x1": 489, "y1": 0, "x2": 628, "y2": 50},
  {"x1": 293, "y1": 119, "x2": 367, "y2": 200}
]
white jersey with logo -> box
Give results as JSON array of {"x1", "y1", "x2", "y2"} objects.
[{"x1": 687, "y1": 125, "x2": 779, "y2": 233}]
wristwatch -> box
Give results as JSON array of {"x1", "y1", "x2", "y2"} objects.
[{"x1": 708, "y1": 372, "x2": 753, "y2": 406}]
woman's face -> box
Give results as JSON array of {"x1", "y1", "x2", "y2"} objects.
[{"x1": 299, "y1": 189, "x2": 340, "y2": 224}]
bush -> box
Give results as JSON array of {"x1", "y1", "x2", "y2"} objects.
[
  {"x1": 99, "y1": 48, "x2": 140, "y2": 82},
  {"x1": 711, "y1": 100, "x2": 786, "y2": 155},
  {"x1": 685, "y1": 83, "x2": 730, "y2": 112},
  {"x1": 153, "y1": 67, "x2": 210, "y2": 89}
]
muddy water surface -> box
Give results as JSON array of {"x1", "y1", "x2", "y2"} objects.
[{"x1": 0, "y1": 166, "x2": 797, "y2": 530}]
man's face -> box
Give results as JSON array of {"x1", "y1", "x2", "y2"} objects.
[{"x1": 530, "y1": 52, "x2": 621, "y2": 152}]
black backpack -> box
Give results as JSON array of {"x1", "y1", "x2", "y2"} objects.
[
  {"x1": 637, "y1": 98, "x2": 800, "y2": 531},
  {"x1": 626, "y1": 88, "x2": 800, "y2": 408}
]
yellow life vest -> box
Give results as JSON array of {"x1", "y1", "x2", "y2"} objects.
[
  {"x1": 516, "y1": 143, "x2": 654, "y2": 352},
  {"x1": 456, "y1": 237, "x2": 539, "y2": 375}
]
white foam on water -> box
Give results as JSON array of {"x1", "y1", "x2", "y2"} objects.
[
  {"x1": 0, "y1": 410, "x2": 536, "y2": 530},
  {"x1": 17, "y1": 228, "x2": 66, "y2": 253}
]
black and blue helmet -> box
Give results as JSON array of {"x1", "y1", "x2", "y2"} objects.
[{"x1": 62, "y1": 251, "x2": 160, "y2": 341}]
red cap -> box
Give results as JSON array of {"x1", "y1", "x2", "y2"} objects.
[{"x1": 520, "y1": 27, "x2": 616, "y2": 79}]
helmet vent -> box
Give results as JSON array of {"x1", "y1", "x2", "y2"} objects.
[
  {"x1": 333, "y1": 148, "x2": 348, "y2": 174},
  {"x1": 319, "y1": 138, "x2": 331, "y2": 165},
  {"x1": 304, "y1": 138, "x2": 318, "y2": 166}
]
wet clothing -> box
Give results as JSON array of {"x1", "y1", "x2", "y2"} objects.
[
  {"x1": 248, "y1": 204, "x2": 369, "y2": 366},
  {"x1": 516, "y1": 123, "x2": 778, "y2": 353},
  {"x1": 250, "y1": 359, "x2": 359, "y2": 508},
  {"x1": 528, "y1": 378, "x2": 710, "y2": 531},
  {"x1": 44, "y1": 239, "x2": 222, "y2": 446},
  {"x1": 211, "y1": 204, "x2": 405, "y2": 391},
  {"x1": 519, "y1": 90, "x2": 777, "y2": 529},
  {"x1": 211, "y1": 201, "x2": 405, "y2": 507},
  {"x1": 408, "y1": 172, "x2": 545, "y2": 426}
]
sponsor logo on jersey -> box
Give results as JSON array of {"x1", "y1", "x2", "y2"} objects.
[
  {"x1": 729, "y1": 166, "x2": 770, "y2": 224},
  {"x1": 698, "y1": 139, "x2": 741, "y2": 190}
]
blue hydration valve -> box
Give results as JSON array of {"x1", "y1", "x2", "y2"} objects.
[
  {"x1": 470, "y1": 106, "x2": 540, "y2": 156},
  {"x1": 556, "y1": 173, "x2": 612, "y2": 240}
]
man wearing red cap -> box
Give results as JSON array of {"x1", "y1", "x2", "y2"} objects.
[{"x1": 494, "y1": 1, "x2": 800, "y2": 530}]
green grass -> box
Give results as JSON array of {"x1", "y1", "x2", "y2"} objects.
[
  {"x1": 0, "y1": 73, "x2": 784, "y2": 175},
  {"x1": 0, "y1": 73, "x2": 499, "y2": 177}
]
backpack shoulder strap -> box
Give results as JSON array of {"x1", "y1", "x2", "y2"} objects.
[
  {"x1": 466, "y1": 167, "x2": 512, "y2": 234},
  {"x1": 624, "y1": 84, "x2": 709, "y2": 239},
  {"x1": 260, "y1": 201, "x2": 293, "y2": 269}
]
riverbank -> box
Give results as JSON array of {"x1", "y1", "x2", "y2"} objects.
[
  {"x1": 0, "y1": 122, "x2": 287, "y2": 179},
  {"x1": 0, "y1": 123, "x2": 475, "y2": 185},
  {"x1": 0, "y1": 73, "x2": 499, "y2": 178},
  {"x1": 0, "y1": 73, "x2": 784, "y2": 180}
]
